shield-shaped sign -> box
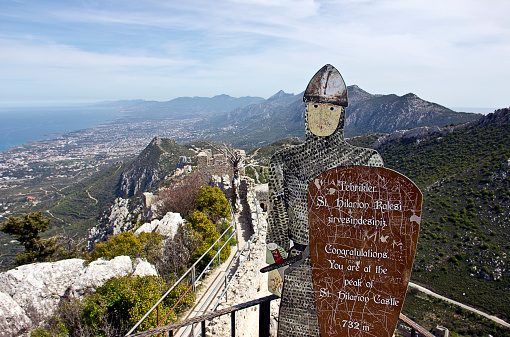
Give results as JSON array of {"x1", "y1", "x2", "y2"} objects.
[{"x1": 308, "y1": 166, "x2": 422, "y2": 337}]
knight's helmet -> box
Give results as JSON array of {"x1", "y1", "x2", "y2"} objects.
[{"x1": 303, "y1": 64, "x2": 348, "y2": 107}]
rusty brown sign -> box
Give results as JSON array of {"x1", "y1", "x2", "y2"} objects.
[{"x1": 308, "y1": 166, "x2": 422, "y2": 337}]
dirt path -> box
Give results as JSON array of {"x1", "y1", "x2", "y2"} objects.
[
  {"x1": 172, "y1": 192, "x2": 281, "y2": 337},
  {"x1": 174, "y1": 203, "x2": 255, "y2": 336},
  {"x1": 408, "y1": 282, "x2": 510, "y2": 328}
]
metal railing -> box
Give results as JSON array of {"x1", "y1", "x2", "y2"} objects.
[
  {"x1": 128, "y1": 294, "x2": 278, "y2": 337},
  {"x1": 177, "y1": 194, "x2": 264, "y2": 337},
  {"x1": 127, "y1": 192, "x2": 265, "y2": 337},
  {"x1": 125, "y1": 216, "x2": 238, "y2": 336},
  {"x1": 125, "y1": 294, "x2": 434, "y2": 337}
]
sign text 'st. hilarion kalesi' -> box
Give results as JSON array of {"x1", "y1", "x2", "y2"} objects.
[{"x1": 308, "y1": 166, "x2": 422, "y2": 337}]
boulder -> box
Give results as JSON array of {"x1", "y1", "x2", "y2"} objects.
[
  {"x1": 0, "y1": 256, "x2": 158, "y2": 336},
  {"x1": 0, "y1": 291, "x2": 31, "y2": 337},
  {"x1": 134, "y1": 212, "x2": 182, "y2": 239}
]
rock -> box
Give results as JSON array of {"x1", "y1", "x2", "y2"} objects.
[
  {"x1": 0, "y1": 258, "x2": 86, "y2": 326},
  {"x1": 142, "y1": 192, "x2": 160, "y2": 220},
  {"x1": 134, "y1": 212, "x2": 183, "y2": 239},
  {"x1": 177, "y1": 156, "x2": 192, "y2": 169},
  {"x1": 88, "y1": 197, "x2": 141, "y2": 250},
  {"x1": 0, "y1": 256, "x2": 158, "y2": 336},
  {"x1": 133, "y1": 259, "x2": 159, "y2": 277},
  {"x1": 0, "y1": 291, "x2": 31, "y2": 337}
]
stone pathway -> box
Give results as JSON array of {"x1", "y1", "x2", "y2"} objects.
[{"x1": 174, "y1": 199, "x2": 280, "y2": 337}]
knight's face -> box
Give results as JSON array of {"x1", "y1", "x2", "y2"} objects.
[{"x1": 307, "y1": 102, "x2": 342, "y2": 136}]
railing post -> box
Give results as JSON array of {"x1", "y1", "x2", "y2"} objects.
[
  {"x1": 248, "y1": 241, "x2": 251, "y2": 261},
  {"x1": 231, "y1": 311, "x2": 236, "y2": 337},
  {"x1": 201, "y1": 321, "x2": 206, "y2": 337},
  {"x1": 218, "y1": 240, "x2": 221, "y2": 265},
  {"x1": 259, "y1": 300, "x2": 270, "y2": 337},
  {"x1": 156, "y1": 305, "x2": 160, "y2": 335},
  {"x1": 235, "y1": 220, "x2": 239, "y2": 251},
  {"x1": 192, "y1": 266, "x2": 196, "y2": 293},
  {"x1": 224, "y1": 274, "x2": 228, "y2": 302}
]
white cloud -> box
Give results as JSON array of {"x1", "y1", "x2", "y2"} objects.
[{"x1": 0, "y1": 0, "x2": 509, "y2": 107}]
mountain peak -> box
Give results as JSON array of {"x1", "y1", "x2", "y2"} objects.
[
  {"x1": 401, "y1": 93, "x2": 418, "y2": 99},
  {"x1": 268, "y1": 90, "x2": 293, "y2": 101}
]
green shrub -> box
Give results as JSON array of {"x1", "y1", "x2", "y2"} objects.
[
  {"x1": 197, "y1": 186, "x2": 230, "y2": 221},
  {"x1": 88, "y1": 232, "x2": 163, "y2": 262},
  {"x1": 82, "y1": 276, "x2": 174, "y2": 334},
  {"x1": 30, "y1": 320, "x2": 68, "y2": 337},
  {"x1": 187, "y1": 211, "x2": 218, "y2": 239}
]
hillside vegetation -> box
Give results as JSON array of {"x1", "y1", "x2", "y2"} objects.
[
  {"x1": 245, "y1": 109, "x2": 510, "y2": 334},
  {"x1": 377, "y1": 109, "x2": 510, "y2": 321}
]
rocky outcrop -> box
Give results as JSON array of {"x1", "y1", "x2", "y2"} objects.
[
  {"x1": 0, "y1": 256, "x2": 157, "y2": 337},
  {"x1": 118, "y1": 137, "x2": 195, "y2": 198},
  {"x1": 89, "y1": 195, "x2": 184, "y2": 248},
  {"x1": 373, "y1": 125, "x2": 458, "y2": 148},
  {"x1": 88, "y1": 197, "x2": 141, "y2": 250},
  {"x1": 0, "y1": 292, "x2": 31, "y2": 337},
  {"x1": 469, "y1": 107, "x2": 510, "y2": 127},
  {"x1": 134, "y1": 212, "x2": 183, "y2": 239}
]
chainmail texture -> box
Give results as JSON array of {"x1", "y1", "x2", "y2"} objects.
[{"x1": 267, "y1": 104, "x2": 384, "y2": 336}]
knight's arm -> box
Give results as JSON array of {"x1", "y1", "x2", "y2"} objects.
[
  {"x1": 266, "y1": 153, "x2": 290, "y2": 252},
  {"x1": 367, "y1": 151, "x2": 384, "y2": 167}
]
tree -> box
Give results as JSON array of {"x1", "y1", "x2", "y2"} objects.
[
  {"x1": 0, "y1": 211, "x2": 56, "y2": 265},
  {"x1": 156, "y1": 172, "x2": 204, "y2": 218}
]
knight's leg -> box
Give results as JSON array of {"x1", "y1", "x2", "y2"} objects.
[{"x1": 277, "y1": 257, "x2": 320, "y2": 337}]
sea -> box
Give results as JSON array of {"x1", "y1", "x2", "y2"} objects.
[{"x1": 0, "y1": 105, "x2": 120, "y2": 152}]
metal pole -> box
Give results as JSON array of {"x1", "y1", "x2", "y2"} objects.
[
  {"x1": 218, "y1": 240, "x2": 221, "y2": 265},
  {"x1": 248, "y1": 241, "x2": 251, "y2": 261},
  {"x1": 201, "y1": 321, "x2": 206, "y2": 337},
  {"x1": 224, "y1": 274, "x2": 228, "y2": 302},
  {"x1": 259, "y1": 300, "x2": 270, "y2": 337},
  {"x1": 192, "y1": 266, "x2": 196, "y2": 293},
  {"x1": 156, "y1": 305, "x2": 160, "y2": 337},
  {"x1": 231, "y1": 311, "x2": 236, "y2": 337}
]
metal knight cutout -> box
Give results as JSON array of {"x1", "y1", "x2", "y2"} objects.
[{"x1": 263, "y1": 64, "x2": 422, "y2": 337}]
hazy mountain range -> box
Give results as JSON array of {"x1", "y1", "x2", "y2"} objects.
[{"x1": 103, "y1": 85, "x2": 481, "y2": 149}]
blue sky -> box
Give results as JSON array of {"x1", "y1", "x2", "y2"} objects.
[{"x1": 0, "y1": 0, "x2": 508, "y2": 110}]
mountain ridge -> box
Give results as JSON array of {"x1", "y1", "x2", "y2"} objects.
[{"x1": 201, "y1": 86, "x2": 481, "y2": 148}]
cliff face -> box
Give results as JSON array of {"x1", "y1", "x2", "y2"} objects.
[
  {"x1": 87, "y1": 197, "x2": 141, "y2": 250},
  {"x1": 118, "y1": 137, "x2": 195, "y2": 198}
]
